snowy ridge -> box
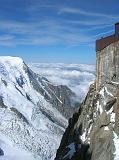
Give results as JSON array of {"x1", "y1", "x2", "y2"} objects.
[{"x1": 0, "y1": 56, "x2": 68, "y2": 160}]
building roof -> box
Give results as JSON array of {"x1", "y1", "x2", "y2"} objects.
[
  {"x1": 115, "y1": 22, "x2": 119, "y2": 25},
  {"x1": 96, "y1": 23, "x2": 119, "y2": 52}
]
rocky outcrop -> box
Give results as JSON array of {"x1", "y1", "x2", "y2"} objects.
[
  {"x1": 55, "y1": 40, "x2": 119, "y2": 160},
  {"x1": 0, "y1": 96, "x2": 7, "y2": 108},
  {"x1": 55, "y1": 82, "x2": 118, "y2": 160}
]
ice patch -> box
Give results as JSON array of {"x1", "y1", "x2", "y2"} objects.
[
  {"x1": 97, "y1": 101, "x2": 103, "y2": 114},
  {"x1": 80, "y1": 130, "x2": 86, "y2": 142},
  {"x1": 104, "y1": 126, "x2": 109, "y2": 131}
]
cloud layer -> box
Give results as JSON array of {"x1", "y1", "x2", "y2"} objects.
[{"x1": 29, "y1": 63, "x2": 95, "y2": 102}]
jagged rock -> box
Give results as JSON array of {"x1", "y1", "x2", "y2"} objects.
[
  {"x1": 105, "y1": 97, "x2": 116, "y2": 111},
  {"x1": 55, "y1": 82, "x2": 117, "y2": 160}
]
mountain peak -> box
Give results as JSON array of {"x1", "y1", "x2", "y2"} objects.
[
  {"x1": 0, "y1": 56, "x2": 78, "y2": 160},
  {"x1": 0, "y1": 56, "x2": 24, "y2": 67}
]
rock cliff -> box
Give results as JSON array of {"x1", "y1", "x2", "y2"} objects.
[
  {"x1": 55, "y1": 39, "x2": 119, "y2": 160},
  {"x1": 96, "y1": 40, "x2": 119, "y2": 89}
]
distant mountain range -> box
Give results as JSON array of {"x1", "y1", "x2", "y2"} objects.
[{"x1": 29, "y1": 63, "x2": 95, "y2": 102}]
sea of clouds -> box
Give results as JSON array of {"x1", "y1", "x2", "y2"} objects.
[{"x1": 29, "y1": 63, "x2": 95, "y2": 102}]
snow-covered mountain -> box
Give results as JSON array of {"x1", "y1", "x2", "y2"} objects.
[
  {"x1": 0, "y1": 56, "x2": 75, "y2": 160},
  {"x1": 29, "y1": 63, "x2": 95, "y2": 102}
]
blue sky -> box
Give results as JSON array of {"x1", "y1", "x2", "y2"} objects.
[{"x1": 0, "y1": 0, "x2": 119, "y2": 64}]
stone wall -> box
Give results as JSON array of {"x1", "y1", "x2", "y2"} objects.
[{"x1": 96, "y1": 40, "x2": 119, "y2": 90}]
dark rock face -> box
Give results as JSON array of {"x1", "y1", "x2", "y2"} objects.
[
  {"x1": 10, "y1": 107, "x2": 29, "y2": 124},
  {"x1": 55, "y1": 84, "x2": 96, "y2": 160},
  {"x1": 55, "y1": 41, "x2": 119, "y2": 160},
  {"x1": 0, "y1": 96, "x2": 7, "y2": 108},
  {"x1": 0, "y1": 148, "x2": 4, "y2": 156}
]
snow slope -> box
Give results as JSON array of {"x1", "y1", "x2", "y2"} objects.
[
  {"x1": 29, "y1": 63, "x2": 95, "y2": 102},
  {"x1": 0, "y1": 56, "x2": 68, "y2": 160},
  {"x1": 0, "y1": 134, "x2": 35, "y2": 160}
]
